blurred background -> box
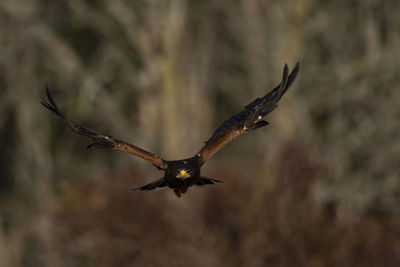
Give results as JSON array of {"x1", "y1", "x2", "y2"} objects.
[{"x1": 1, "y1": 0, "x2": 400, "y2": 266}]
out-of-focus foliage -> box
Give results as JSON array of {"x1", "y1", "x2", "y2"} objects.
[{"x1": 1, "y1": 0, "x2": 400, "y2": 266}]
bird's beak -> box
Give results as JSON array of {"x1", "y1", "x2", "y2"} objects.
[{"x1": 179, "y1": 170, "x2": 189, "y2": 179}]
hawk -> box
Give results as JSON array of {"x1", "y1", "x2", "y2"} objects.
[{"x1": 41, "y1": 63, "x2": 299, "y2": 197}]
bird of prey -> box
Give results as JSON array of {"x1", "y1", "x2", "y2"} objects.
[{"x1": 41, "y1": 63, "x2": 299, "y2": 197}]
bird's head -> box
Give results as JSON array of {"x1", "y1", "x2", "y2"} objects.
[{"x1": 176, "y1": 169, "x2": 191, "y2": 179}]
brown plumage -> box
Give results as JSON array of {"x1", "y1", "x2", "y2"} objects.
[
  {"x1": 41, "y1": 63, "x2": 299, "y2": 197},
  {"x1": 197, "y1": 63, "x2": 299, "y2": 165}
]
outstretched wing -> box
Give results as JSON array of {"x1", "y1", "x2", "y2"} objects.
[
  {"x1": 41, "y1": 87, "x2": 167, "y2": 169},
  {"x1": 196, "y1": 63, "x2": 299, "y2": 165}
]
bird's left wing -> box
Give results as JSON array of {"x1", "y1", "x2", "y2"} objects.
[
  {"x1": 196, "y1": 62, "x2": 299, "y2": 166},
  {"x1": 41, "y1": 87, "x2": 168, "y2": 169}
]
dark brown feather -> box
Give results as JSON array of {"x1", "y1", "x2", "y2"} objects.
[
  {"x1": 131, "y1": 177, "x2": 167, "y2": 191},
  {"x1": 41, "y1": 87, "x2": 167, "y2": 169},
  {"x1": 195, "y1": 176, "x2": 224, "y2": 187},
  {"x1": 196, "y1": 63, "x2": 299, "y2": 165}
]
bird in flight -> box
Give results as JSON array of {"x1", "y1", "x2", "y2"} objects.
[{"x1": 41, "y1": 63, "x2": 299, "y2": 197}]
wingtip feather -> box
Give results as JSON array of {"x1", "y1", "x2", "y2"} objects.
[
  {"x1": 282, "y1": 64, "x2": 289, "y2": 81},
  {"x1": 128, "y1": 185, "x2": 147, "y2": 192},
  {"x1": 41, "y1": 86, "x2": 66, "y2": 119},
  {"x1": 286, "y1": 62, "x2": 300, "y2": 89}
]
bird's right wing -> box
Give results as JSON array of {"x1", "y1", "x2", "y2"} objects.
[
  {"x1": 41, "y1": 87, "x2": 168, "y2": 170},
  {"x1": 196, "y1": 63, "x2": 299, "y2": 166}
]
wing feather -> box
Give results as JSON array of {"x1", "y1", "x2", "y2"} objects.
[
  {"x1": 41, "y1": 87, "x2": 167, "y2": 169},
  {"x1": 130, "y1": 177, "x2": 167, "y2": 191},
  {"x1": 196, "y1": 63, "x2": 299, "y2": 165}
]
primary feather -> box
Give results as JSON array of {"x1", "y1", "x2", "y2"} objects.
[{"x1": 196, "y1": 63, "x2": 299, "y2": 165}]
